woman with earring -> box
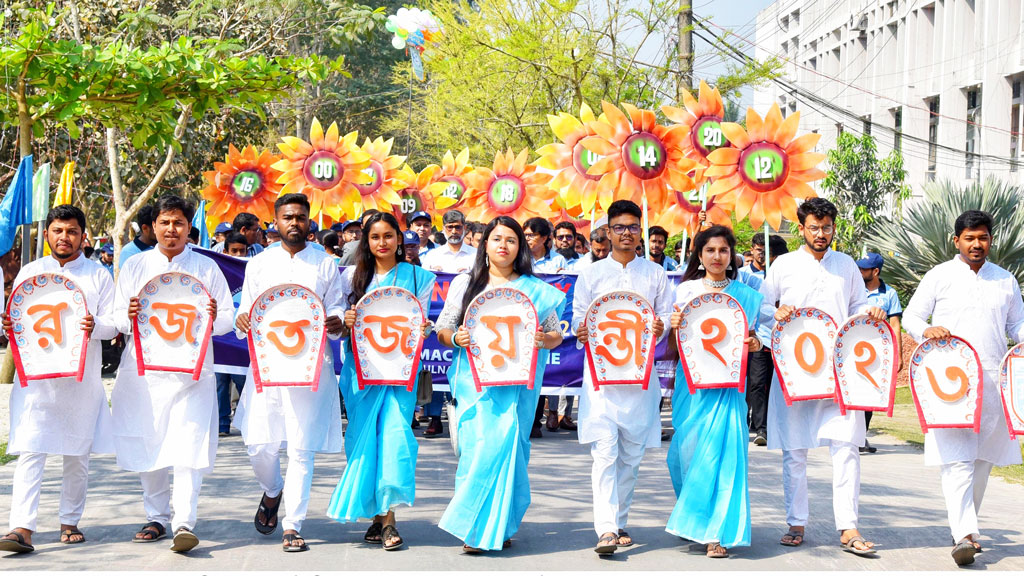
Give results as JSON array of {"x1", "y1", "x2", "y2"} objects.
[
  {"x1": 666, "y1": 225, "x2": 768, "y2": 558},
  {"x1": 435, "y1": 216, "x2": 566, "y2": 553},
  {"x1": 327, "y1": 212, "x2": 436, "y2": 551}
]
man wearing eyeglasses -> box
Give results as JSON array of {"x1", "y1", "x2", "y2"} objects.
[
  {"x1": 553, "y1": 221, "x2": 580, "y2": 269},
  {"x1": 759, "y1": 197, "x2": 886, "y2": 556},
  {"x1": 420, "y1": 210, "x2": 476, "y2": 275}
]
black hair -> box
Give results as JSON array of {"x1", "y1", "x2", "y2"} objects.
[
  {"x1": 45, "y1": 204, "x2": 86, "y2": 230},
  {"x1": 153, "y1": 195, "x2": 195, "y2": 223},
  {"x1": 954, "y1": 210, "x2": 993, "y2": 237},
  {"x1": 769, "y1": 234, "x2": 789, "y2": 256},
  {"x1": 320, "y1": 230, "x2": 340, "y2": 254},
  {"x1": 648, "y1": 225, "x2": 669, "y2": 241},
  {"x1": 743, "y1": 250, "x2": 753, "y2": 257},
  {"x1": 467, "y1": 221, "x2": 484, "y2": 236},
  {"x1": 432, "y1": 231, "x2": 447, "y2": 245},
  {"x1": 188, "y1": 227, "x2": 200, "y2": 243},
  {"x1": 575, "y1": 232, "x2": 587, "y2": 247},
  {"x1": 523, "y1": 217, "x2": 554, "y2": 252},
  {"x1": 590, "y1": 226, "x2": 609, "y2": 244},
  {"x1": 83, "y1": 246, "x2": 95, "y2": 258},
  {"x1": 458, "y1": 216, "x2": 534, "y2": 321},
  {"x1": 224, "y1": 231, "x2": 249, "y2": 249},
  {"x1": 232, "y1": 212, "x2": 260, "y2": 231},
  {"x1": 682, "y1": 225, "x2": 738, "y2": 281},
  {"x1": 607, "y1": 199, "x2": 642, "y2": 221},
  {"x1": 348, "y1": 212, "x2": 406, "y2": 306},
  {"x1": 136, "y1": 205, "x2": 155, "y2": 227},
  {"x1": 796, "y1": 197, "x2": 838, "y2": 224},
  {"x1": 751, "y1": 233, "x2": 765, "y2": 247},
  {"x1": 554, "y1": 221, "x2": 577, "y2": 237},
  {"x1": 274, "y1": 192, "x2": 310, "y2": 214}
]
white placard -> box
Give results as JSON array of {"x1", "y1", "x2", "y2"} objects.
[
  {"x1": 834, "y1": 314, "x2": 898, "y2": 415},
  {"x1": 585, "y1": 290, "x2": 656, "y2": 389},
  {"x1": 465, "y1": 286, "x2": 539, "y2": 392},
  {"x1": 771, "y1": 307, "x2": 838, "y2": 404},
  {"x1": 133, "y1": 272, "x2": 213, "y2": 380},
  {"x1": 909, "y1": 336, "x2": 982, "y2": 433},
  {"x1": 676, "y1": 291, "x2": 748, "y2": 392},
  {"x1": 6, "y1": 273, "x2": 89, "y2": 384},
  {"x1": 249, "y1": 284, "x2": 326, "y2": 392},
  {"x1": 352, "y1": 286, "x2": 425, "y2": 391}
]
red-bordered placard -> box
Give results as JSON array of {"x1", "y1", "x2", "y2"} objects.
[
  {"x1": 584, "y1": 290, "x2": 656, "y2": 390},
  {"x1": 908, "y1": 336, "x2": 983, "y2": 434},
  {"x1": 833, "y1": 314, "x2": 898, "y2": 416},
  {"x1": 248, "y1": 283, "x2": 326, "y2": 393},
  {"x1": 464, "y1": 286, "x2": 539, "y2": 393},
  {"x1": 352, "y1": 286, "x2": 425, "y2": 392},
  {"x1": 676, "y1": 291, "x2": 749, "y2": 393},
  {"x1": 999, "y1": 343, "x2": 1024, "y2": 439},
  {"x1": 132, "y1": 272, "x2": 213, "y2": 381},
  {"x1": 771, "y1": 307, "x2": 838, "y2": 405},
  {"x1": 6, "y1": 273, "x2": 90, "y2": 385}
]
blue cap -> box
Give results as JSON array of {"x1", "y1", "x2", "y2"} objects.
[
  {"x1": 403, "y1": 230, "x2": 420, "y2": 245},
  {"x1": 266, "y1": 225, "x2": 277, "y2": 234},
  {"x1": 308, "y1": 221, "x2": 319, "y2": 233},
  {"x1": 856, "y1": 252, "x2": 884, "y2": 269},
  {"x1": 408, "y1": 210, "x2": 431, "y2": 225},
  {"x1": 342, "y1": 219, "x2": 360, "y2": 231},
  {"x1": 100, "y1": 244, "x2": 114, "y2": 254},
  {"x1": 329, "y1": 222, "x2": 345, "y2": 232},
  {"x1": 214, "y1": 222, "x2": 232, "y2": 234}
]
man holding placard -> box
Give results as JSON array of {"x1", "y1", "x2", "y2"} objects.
[
  {"x1": 0, "y1": 206, "x2": 116, "y2": 554},
  {"x1": 233, "y1": 193, "x2": 345, "y2": 553},
  {"x1": 573, "y1": 200, "x2": 672, "y2": 556},
  {"x1": 760, "y1": 198, "x2": 885, "y2": 555},
  {"x1": 902, "y1": 210, "x2": 1024, "y2": 566},
  {"x1": 110, "y1": 196, "x2": 234, "y2": 553}
]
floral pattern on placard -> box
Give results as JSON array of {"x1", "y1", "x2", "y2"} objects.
[
  {"x1": 677, "y1": 292, "x2": 746, "y2": 388},
  {"x1": 250, "y1": 284, "x2": 325, "y2": 388},
  {"x1": 466, "y1": 286, "x2": 538, "y2": 387},
  {"x1": 585, "y1": 290, "x2": 655, "y2": 386},
  {"x1": 353, "y1": 286, "x2": 425, "y2": 387}
]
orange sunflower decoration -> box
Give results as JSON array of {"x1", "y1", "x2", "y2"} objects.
[
  {"x1": 580, "y1": 102, "x2": 698, "y2": 214},
  {"x1": 394, "y1": 163, "x2": 457, "y2": 229},
  {"x1": 463, "y1": 148, "x2": 555, "y2": 222},
  {"x1": 272, "y1": 118, "x2": 371, "y2": 221},
  {"x1": 201, "y1": 144, "x2": 282, "y2": 230},
  {"x1": 536, "y1": 102, "x2": 604, "y2": 214},
  {"x1": 424, "y1": 148, "x2": 477, "y2": 216},
  {"x1": 705, "y1": 105, "x2": 826, "y2": 230},
  {"x1": 341, "y1": 136, "x2": 411, "y2": 218}
]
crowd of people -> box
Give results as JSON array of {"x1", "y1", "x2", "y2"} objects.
[{"x1": 0, "y1": 192, "x2": 1019, "y2": 568}]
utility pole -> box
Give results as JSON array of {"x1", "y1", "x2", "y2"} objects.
[{"x1": 677, "y1": 2, "x2": 694, "y2": 103}]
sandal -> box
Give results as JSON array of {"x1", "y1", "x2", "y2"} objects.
[
  {"x1": 462, "y1": 543, "x2": 484, "y2": 554},
  {"x1": 952, "y1": 538, "x2": 977, "y2": 566},
  {"x1": 594, "y1": 532, "x2": 618, "y2": 556},
  {"x1": 706, "y1": 542, "x2": 729, "y2": 558},
  {"x1": 363, "y1": 521, "x2": 383, "y2": 544},
  {"x1": 170, "y1": 527, "x2": 199, "y2": 553},
  {"x1": 780, "y1": 529, "x2": 804, "y2": 547},
  {"x1": 840, "y1": 536, "x2": 876, "y2": 556},
  {"x1": 283, "y1": 531, "x2": 309, "y2": 553},
  {"x1": 0, "y1": 531, "x2": 34, "y2": 554},
  {"x1": 382, "y1": 525, "x2": 404, "y2": 551},
  {"x1": 617, "y1": 529, "x2": 633, "y2": 547},
  {"x1": 254, "y1": 492, "x2": 281, "y2": 535},
  {"x1": 60, "y1": 528, "x2": 86, "y2": 544},
  {"x1": 132, "y1": 521, "x2": 167, "y2": 543}
]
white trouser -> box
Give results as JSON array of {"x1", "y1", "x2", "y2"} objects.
[
  {"x1": 9, "y1": 452, "x2": 90, "y2": 532},
  {"x1": 140, "y1": 467, "x2": 204, "y2": 532},
  {"x1": 940, "y1": 460, "x2": 993, "y2": 542},
  {"x1": 782, "y1": 441, "x2": 860, "y2": 530},
  {"x1": 247, "y1": 442, "x2": 316, "y2": 532},
  {"x1": 590, "y1": 432, "x2": 646, "y2": 536},
  {"x1": 557, "y1": 392, "x2": 575, "y2": 418}
]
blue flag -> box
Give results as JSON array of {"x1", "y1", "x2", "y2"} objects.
[
  {"x1": 192, "y1": 200, "x2": 211, "y2": 249},
  {"x1": 0, "y1": 155, "x2": 34, "y2": 255}
]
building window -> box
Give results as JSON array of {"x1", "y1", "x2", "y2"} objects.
[
  {"x1": 965, "y1": 88, "x2": 981, "y2": 180},
  {"x1": 862, "y1": 115, "x2": 871, "y2": 136},
  {"x1": 893, "y1": 107, "x2": 903, "y2": 152},
  {"x1": 926, "y1": 97, "x2": 939, "y2": 181},
  {"x1": 1012, "y1": 77, "x2": 1022, "y2": 173}
]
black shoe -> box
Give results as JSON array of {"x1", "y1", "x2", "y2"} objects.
[
  {"x1": 423, "y1": 417, "x2": 443, "y2": 437},
  {"x1": 411, "y1": 417, "x2": 420, "y2": 429},
  {"x1": 530, "y1": 426, "x2": 542, "y2": 439},
  {"x1": 860, "y1": 441, "x2": 877, "y2": 454},
  {"x1": 754, "y1": 433, "x2": 767, "y2": 446}
]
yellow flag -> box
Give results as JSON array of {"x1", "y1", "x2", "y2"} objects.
[{"x1": 54, "y1": 162, "x2": 75, "y2": 206}]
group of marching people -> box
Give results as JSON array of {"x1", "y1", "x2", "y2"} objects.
[{"x1": 0, "y1": 191, "x2": 1020, "y2": 568}]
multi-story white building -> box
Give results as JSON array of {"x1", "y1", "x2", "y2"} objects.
[{"x1": 753, "y1": 0, "x2": 1024, "y2": 192}]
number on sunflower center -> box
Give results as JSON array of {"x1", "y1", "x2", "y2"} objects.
[
  {"x1": 498, "y1": 183, "x2": 517, "y2": 203},
  {"x1": 754, "y1": 156, "x2": 774, "y2": 181},
  {"x1": 442, "y1": 183, "x2": 460, "y2": 199},
  {"x1": 361, "y1": 167, "x2": 376, "y2": 179},
  {"x1": 400, "y1": 199, "x2": 417, "y2": 213},
  {"x1": 636, "y1": 145, "x2": 658, "y2": 167},
  {"x1": 584, "y1": 150, "x2": 600, "y2": 166},
  {"x1": 237, "y1": 175, "x2": 255, "y2": 193},
  {"x1": 794, "y1": 331, "x2": 825, "y2": 373},
  {"x1": 703, "y1": 127, "x2": 723, "y2": 148},
  {"x1": 312, "y1": 159, "x2": 336, "y2": 181}
]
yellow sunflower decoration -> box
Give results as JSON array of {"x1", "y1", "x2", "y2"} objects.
[
  {"x1": 201, "y1": 144, "x2": 282, "y2": 230},
  {"x1": 272, "y1": 118, "x2": 371, "y2": 221},
  {"x1": 536, "y1": 102, "x2": 604, "y2": 214},
  {"x1": 343, "y1": 136, "x2": 411, "y2": 218},
  {"x1": 705, "y1": 105, "x2": 826, "y2": 230},
  {"x1": 424, "y1": 148, "x2": 477, "y2": 216},
  {"x1": 463, "y1": 148, "x2": 555, "y2": 222},
  {"x1": 394, "y1": 163, "x2": 457, "y2": 229}
]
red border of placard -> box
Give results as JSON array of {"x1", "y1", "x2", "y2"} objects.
[
  {"x1": 352, "y1": 286, "x2": 424, "y2": 392},
  {"x1": 132, "y1": 273, "x2": 213, "y2": 381},
  {"x1": 247, "y1": 284, "x2": 327, "y2": 393},
  {"x1": 6, "y1": 273, "x2": 89, "y2": 385},
  {"x1": 833, "y1": 314, "x2": 899, "y2": 417},
  {"x1": 771, "y1": 307, "x2": 838, "y2": 405},
  {"x1": 908, "y1": 336, "x2": 983, "y2": 434},
  {"x1": 998, "y1": 343, "x2": 1024, "y2": 439},
  {"x1": 676, "y1": 292, "x2": 749, "y2": 393},
  {"x1": 584, "y1": 291, "x2": 656, "y2": 390},
  {"x1": 466, "y1": 287, "x2": 539, "y2": 393}
]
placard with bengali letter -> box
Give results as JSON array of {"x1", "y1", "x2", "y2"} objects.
[
  {"x1": 133, "y1": 272, "x2": 213, "y2": 380},
  {"x1": 585, "y1": 290, "x2": 656, "y2": 390},
  {"x1": 352, "y1": 286, "x2": 425, "y2": 391},
  {"x1": 772, "y1": 307, "x2": 838, "y2": 404},
  {"x1": 999, "y1": 343, "x2": 1024, "y2": 439},
  {"x1": 833, "y1": 314, "x2": 898, "y2": 416},
  {"x1": 676, "y1": 292, "x2": 748, "y2": 393},
  {"x1": 6, "y1": 273, "x2": 90, "y2": 385},
  {"x1": 465, "y1": 286, "x2": 539, "y2": 392},
  {"x1": 908, "y1": 336, "x2": 983, "y2": 433},
  {"x1": 248, "y1": 284, "x2": 326, "y2": 393}
]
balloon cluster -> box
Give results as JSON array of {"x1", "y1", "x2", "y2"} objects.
[{"x1": 385, "y1": 7, "x2": 439, "y2": 52}]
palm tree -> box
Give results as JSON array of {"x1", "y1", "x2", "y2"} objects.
[{"x1": 865, "y1": 178, "x2": 1024, "y2": 301}]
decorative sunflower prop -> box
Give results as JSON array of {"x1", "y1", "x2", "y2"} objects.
[
  {"x1": 580, "y1": 102, "x2": 698, "y2": 214},
  {"x1": 424, "y1": 148, "x2": 476, "y2": 215},
  {"x1": 272, "y1": 118, "x2": 371, "y2": 221},
  {"x1": 342, "y1": 136, "x2": 411, "y2": 218},
  {"x1": 536, "y1": 102, "x2": 604, "y2": 214},
  {"x1": 201, "y1": 144, "x2": 282, "y2": 230},
  {"x1": 705, "y1": 105, "x2": 825, "y2": 230},
  {"x1": 661, "y1": 80, "x2": 730, "y2": 185},
  {"x1": 394, "y1": 163, "x2": 457, "y2": 229},
  {"x1": 463, "y1": 148, "x2": 555, "y2": 222},
  {"x1": 655, "y1": 188, "x2": 734, "y2": 238}
]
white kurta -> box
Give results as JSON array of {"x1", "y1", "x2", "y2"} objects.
[
  {"x1": 232, "y1": 245, "x2": 344, "y2": 453},
  {"x1": 760, "y1": 247, "x2": 869, "y2": 451},
  {"x1": 572, "y1": 255, "x2": 673, "y2": 448},
  {"x1": 110, "y1": 245, "x2": 234, "y2": 472},
  {"x1": 420, "y1": 242, "x2": 476, "y2": 273},
  {"x1": 902, "y1": 257, "x2": 1024, "y2": 467},
  {"x1": 8, "y1": 253, "x2": 117, "y2": 456}
]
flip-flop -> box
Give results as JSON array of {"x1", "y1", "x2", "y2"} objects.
[
  {"x1": 382, "y1": 525, "x2": 404, "y2": 551},
  {"x1": 60, "y1": 528, "x2": 86, "y2": 544},
  {"x1": 780, "y1": 530, "x2": 804, "y2": 547},
  {"x1": 254, "y1": 492, "x2": 281, "y2": 535},
  {"x1": 132, "y1": 521, "x2": 166, "y2": 543},
  {"x1": 0, "y1": 531, "x2": 34, "y2": 554},
  {"x1": 283, "y1": 532, "x2": 309, "y2": 553},
  {"x1": 706, "y1": 543, "x2": 729, "y2": 558},
  {"x1": 617, "y1": 530, "x2": 634, "y2": 547},
  {"x1": 462, "y1": 544, "x2": 484, "y2": 554},
  {"x1": 594, "y1": 533, "x2": 618, "y2": 556},
  {"x1": 363, "y1": 522, "x2": 383, "y2": 543},
  {"x1": 841, "y1": 536, "x2": 877, "y2": 556},
  {"x1": 952, "y1": 539, "x2": 977, "y2": 566},
  {"x1": 170, "y1": 528, "x2": 199, "y2": 553}
]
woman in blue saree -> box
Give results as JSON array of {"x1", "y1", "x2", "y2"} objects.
[
  {"x1": 328, "y1": 212, "x2": 436, "y2": 551},
  {"x1": 667, "y1": 225, "x2": 765, "y2": 558},
  {"x1": 435, "y1": 216, "x2": 566, "y2": 553}
]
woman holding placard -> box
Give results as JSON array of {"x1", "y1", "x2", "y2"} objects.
[
  {"x1": 667, "y1": 226, "x2": 766, "y2": 558},
  {"x1": 328, "y1": 212, "x2": 435, "y2": 551},
  {"x1": 435, "y1": 216, "x2": 566, "y2": 553}
]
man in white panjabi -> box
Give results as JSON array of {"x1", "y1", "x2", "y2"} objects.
[
  {"x1": 760, "y1": 198, "x2": 885, "y2": 555},
  {"x1": 110, "y1": 196, "x2": 234, "y2": 553},
  {"x1": 233, "y1": 193, "x2": 344, "y2": 553},
  {"x1": 902, "y1": 210, "x2": 1024, "y2": 567},
  {"x1": 420, "y1": 209, "x2": 475, "y2": 274},
  {"x1": 0, "y1": 206, "x2": 116, "y2": 554},
  {"x1": 573, "y1": 200, "x2": 672, "y2": 556}
]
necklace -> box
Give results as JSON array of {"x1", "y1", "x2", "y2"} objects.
[{"x1": 702, "y1": 276, "x2": 730, "y2": 289}]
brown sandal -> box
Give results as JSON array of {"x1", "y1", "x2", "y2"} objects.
[
  {"x1": 60, "y1": 528, "x2": 86, "y2": 544},
  {"x1": 707, "y1": 542, "x2": 729, "y2": 558}
]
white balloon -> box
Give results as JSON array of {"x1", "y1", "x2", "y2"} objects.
[{"x1": 391, "y1": 36, "x2": 406, "y2": 50}]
